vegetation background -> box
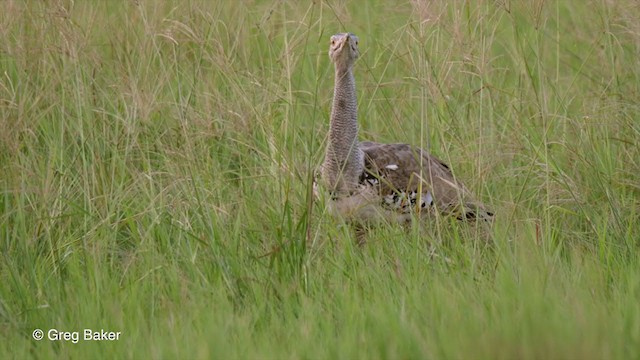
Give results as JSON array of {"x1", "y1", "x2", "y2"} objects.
[{"x1": 1, "y1": 0, "x2": 639, "y2": 358}]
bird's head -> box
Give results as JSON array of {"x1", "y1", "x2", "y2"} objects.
[{"x1": 329, "y1": 33, "x2": 359, "y2": 69}]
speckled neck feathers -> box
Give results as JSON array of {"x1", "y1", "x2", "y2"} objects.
[{"x1": 321, "y1": 65, "x2": 364, "y2": 193}]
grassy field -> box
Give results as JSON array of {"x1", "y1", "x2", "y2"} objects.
[{"x1": 1, "y1": 0, "x2": 639, "y2": 358}]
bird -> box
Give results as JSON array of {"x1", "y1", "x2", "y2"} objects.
[{"x1": 316, "y1": 32, "x2": 494, "y2": 227}]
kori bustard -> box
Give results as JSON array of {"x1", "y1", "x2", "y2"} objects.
[{"x1": 317, "y1": 32, "x2": 493, "y2": 225}]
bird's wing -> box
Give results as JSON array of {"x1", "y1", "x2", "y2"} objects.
[{"x1": 359, "y1": 141, "x2": 493, "y2": 221}]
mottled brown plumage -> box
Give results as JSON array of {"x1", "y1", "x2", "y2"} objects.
[{"x1": 360, "y1": 142, "x2": 493, "y2": 221}]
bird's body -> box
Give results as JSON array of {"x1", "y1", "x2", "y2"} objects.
[{"x1": 318, "y1": 33, "x2": 493, "y2": 226}]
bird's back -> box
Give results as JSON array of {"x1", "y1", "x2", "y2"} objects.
[{"x1": 359, "y1": 142, "x2": 493, "y2": 222}]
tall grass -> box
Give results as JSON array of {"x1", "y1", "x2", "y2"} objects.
[{"x1": 1, "y1": 0, "x2": 639, "y2": 358}]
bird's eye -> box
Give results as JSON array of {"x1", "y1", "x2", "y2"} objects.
[{"x1": 331, "y1": 40, "x2": 335, "y2": 45}]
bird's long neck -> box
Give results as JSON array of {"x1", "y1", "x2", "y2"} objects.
[{"x1": 322, "y1": 64, "x2": 363, "y2": 191}]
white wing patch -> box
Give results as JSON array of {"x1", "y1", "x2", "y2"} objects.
[
  {"x1": 424, "y1": 192, "x2": 433, "y2": 206},
  {"x1": 359, "y1": 165, "x2": 434, "y2": 214},
  {"x1": 382, "y1": 190, "x2": 434, "y2": 212}
]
